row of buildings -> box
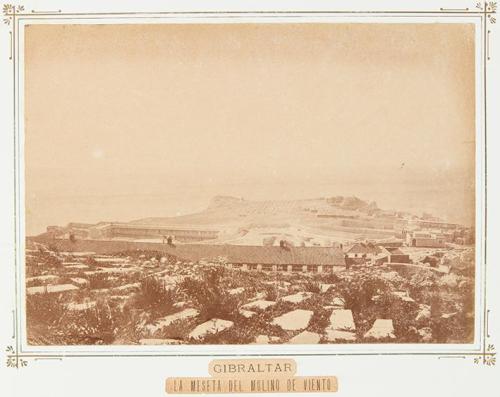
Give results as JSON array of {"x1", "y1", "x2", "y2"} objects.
[
  {"x1": 47, "y1": 222, "x2": 220, "y2": 243},
  {"x1": 32, "y1": 236, "x2": 413, "y2": 274},
  {"x1": 402, "y1": 228, "x2": 474, "y2": 247},
  {"x1": 46, "y1": 219, "x2": 473, "y2": 249},
  {"x1": 35, "y1": 217, "x2": 473, "y2": 274}
]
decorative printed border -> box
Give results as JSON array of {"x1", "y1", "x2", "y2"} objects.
[{"x1": 2, "y1": 2, "x2": 496, "y2": 368}]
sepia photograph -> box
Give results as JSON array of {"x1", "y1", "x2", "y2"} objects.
[{"x1": 24, "y1": 22, "x2": 476, "y2": 346}]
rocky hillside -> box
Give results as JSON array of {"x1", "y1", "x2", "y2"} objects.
[{"x1": 131, "y1": 195, "x2": 379, "y2": 229}]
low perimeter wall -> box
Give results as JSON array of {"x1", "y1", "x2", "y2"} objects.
[{"x1": 29, "y1": 237, "x2": 179, "y2": 255}]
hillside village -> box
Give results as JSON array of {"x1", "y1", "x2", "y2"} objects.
[{"x1": 26, "y1": 195, "x2": 475, "y2": 345}]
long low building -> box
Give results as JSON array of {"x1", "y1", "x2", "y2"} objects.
[
  {"x1": 88, "y1": 223, "x2": 220, "y2": 242},
  {"x1": 161, "y1": 244, "x2": 346, "y2": 273},
  {"x1": 28, "y1": 236, "x2": 346, "y2": 273},
  {"x1": 46, "y1": 222, "x2": 220, "y2": 242}
]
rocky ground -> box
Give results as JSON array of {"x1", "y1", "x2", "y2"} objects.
[{"x1": 25, "y1": 242, "x2": 474, "y2": 345}]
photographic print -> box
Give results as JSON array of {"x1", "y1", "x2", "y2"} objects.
[{"x1": 24, "y1": 22, "x2": 476, "y2": 346}]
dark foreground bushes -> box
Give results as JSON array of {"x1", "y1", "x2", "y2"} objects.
[{"x1": 178, "y1": 266, "x2": 239, "y2": 322}]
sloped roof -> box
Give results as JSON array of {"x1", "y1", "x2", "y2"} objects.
[
  {"x1": 161, "y1": 244, "x2": 346, "y2": 266},
  {"x1": 346, "y1": 242, "x2": 385, "y2": 255}
]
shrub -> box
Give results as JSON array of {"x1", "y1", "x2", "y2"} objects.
[
  {"x1": 195, "y1": 323, "x2": 255, "y2": 344},
  {"x1": 303, "y1": 280, "x2": 321, "y2": 293},
  {"x1": 431, "y1": 313, "x2": 473, "y2": 343},
  {"x1": 112, "y1": 307, "x2": 154, "y2": 344},
  {"x1": 156, "y1": 318, "x2": 199, "y2": 341},
  {"x1": 47, "y1": 244, "x2": 59, "y2": 253},
  {"x1": 130, "y1": 276, "x2": 176, "y2": 319},
  {"x1": 178, "y1": 266, "x2": 239, "y2": 322},
  {"x1": 30, "y1": 250, "x2": 63, "y2": 268},
  {"x1": 57, "y1": 299, "x2": 121, "y2": 344},
  {"x1": 321, "y1": 272, "x2": 342, "y2": 284},
  {"x1": 26, "y1": 293, "x2": 66, "y2": 327},
  {"x1": 262, "y1": 283, "x2": 279, "y2": 300},
  {"x1": 84, "y1": 256, "x2": 98, "y2": 267},
  {"x1": 306, "y1": 300, "x2": 331, "y2": 333},
  {"x1": 88, "y1": 273, "x2": 111, "y2": 290},
  {"x1": 338, "y1": 277, "x2": 390, "y2": 314}
]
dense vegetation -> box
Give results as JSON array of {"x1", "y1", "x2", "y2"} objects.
[{"x1": 26, "y1": 246, "x2": 475, "y2": 345}]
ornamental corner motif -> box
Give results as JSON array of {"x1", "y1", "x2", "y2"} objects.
[
  {"x1": 3, "y1": 3, "x2": 24, "y2": 25},
  {"x1": 5, "y1": 345, "x2": 28, "y2": 369},
  {"x1": 476, "y1": 1, "x2": 497, "y2": 23},
  {"x1": 474, "y1": 343, "x2": 496, "y2": 365}
]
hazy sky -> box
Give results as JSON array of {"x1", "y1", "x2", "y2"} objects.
[{"x1": 25, "y1": 23, "x2": 475, "y2": 234}]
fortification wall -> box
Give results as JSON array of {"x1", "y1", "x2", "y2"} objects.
[{"x1": 29, "y1": 237, "x2": 178, "y2": 255}]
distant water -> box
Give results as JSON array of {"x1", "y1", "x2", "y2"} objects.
[{"x1": 25, "y1": 182, "x2": 475, "y2": 235}]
